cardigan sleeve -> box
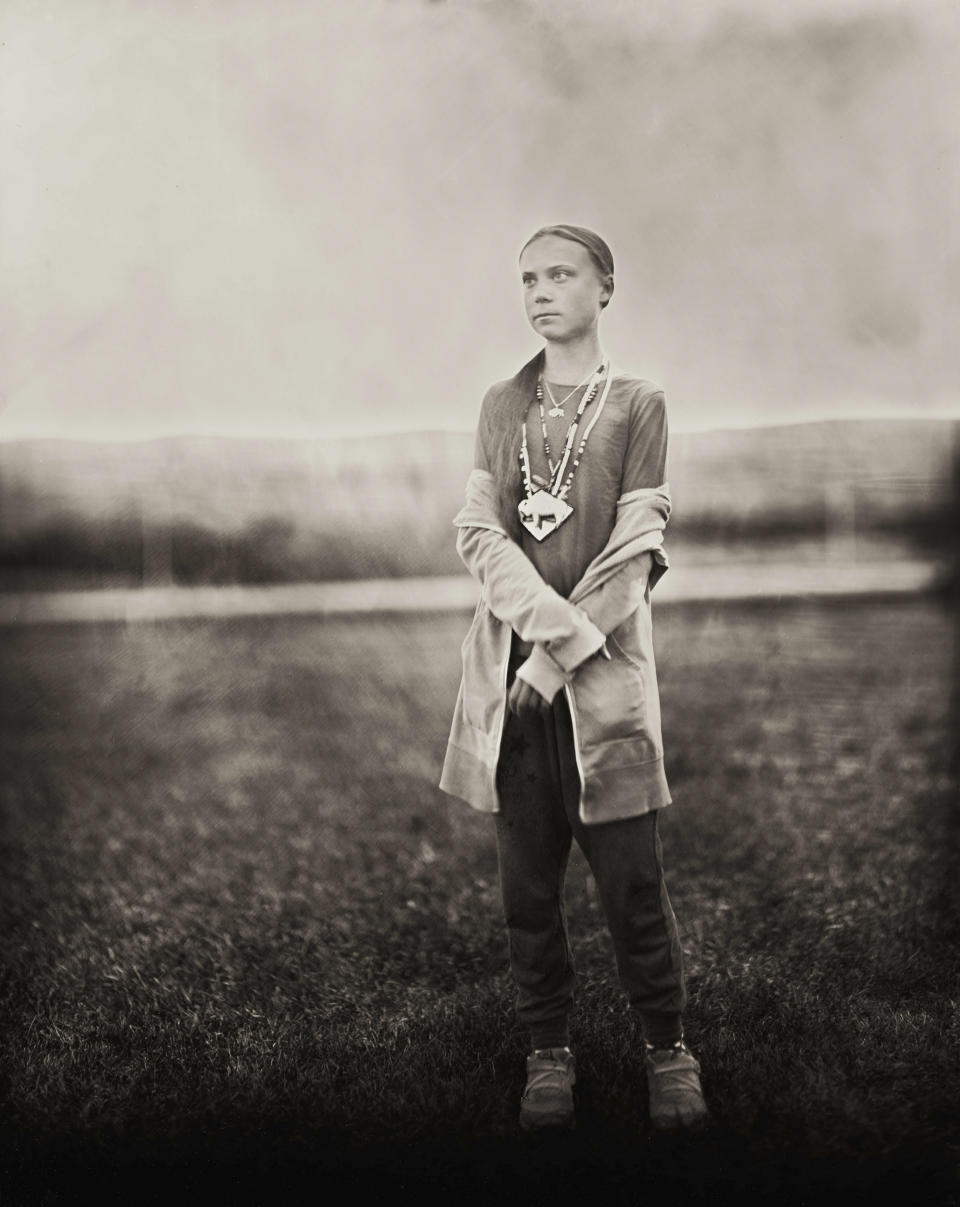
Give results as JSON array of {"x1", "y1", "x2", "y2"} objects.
[
  {"x1": 455, "y1": 524, "x2": 606, "y2": 672},
  {"x1": 514, "y1": 548, "x2": 657, "y2": 700},
  {"x1": 571, "y1": 551, "x2": 655, "y2": 638}
]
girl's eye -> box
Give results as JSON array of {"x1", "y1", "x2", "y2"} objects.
[{"x1": 553, "y1": 271, "x2": 569, "y2": 281}]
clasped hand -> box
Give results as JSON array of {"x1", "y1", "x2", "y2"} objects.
[{"x1": 507, "y1": 676, "x2": 552, "y2": 719}]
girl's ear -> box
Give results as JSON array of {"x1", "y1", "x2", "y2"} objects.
[{"x1": 600, "y1": 275, "x2": 614, "y2": 309}]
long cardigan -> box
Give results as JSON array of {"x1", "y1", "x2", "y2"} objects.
[{"x1": 440, "y1": 359, "x2": 673, "y2": 826}]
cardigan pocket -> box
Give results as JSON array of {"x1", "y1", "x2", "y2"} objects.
[
  {"x1": 574, "y1": 607, "x2": 663, "y2": 754},
  {"x1": 611, "y1": 606, "x2": 663, "y2": 755},
  {"x1": 607, "y1": 629, "x2": 647, "y2": 675}
]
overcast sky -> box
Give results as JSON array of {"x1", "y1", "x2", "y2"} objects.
[{"x1": 2, "y1": 0, "x2": 958, "y2": 440}]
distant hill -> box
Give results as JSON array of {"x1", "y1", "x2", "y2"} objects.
[
  {"x1": 668, "y1": 417, "x2": 956, "y2": 523},
  {"x1": 0, "y1": 430, "x2": 475, "y2": 536},
  {"x1": 0, "y1": 419, "x2": 955, "y2": 587},
  {"x1": 2, "y1": 419, "x2": 954, "y2": 531}
]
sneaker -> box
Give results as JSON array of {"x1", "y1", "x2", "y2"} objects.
[
  {"x1": 644, "y1": 1041, "x2": 710, "y2": 1130},
  {"x1": 519, "y1": 1047, "x2": 576, "y2": 1131}
]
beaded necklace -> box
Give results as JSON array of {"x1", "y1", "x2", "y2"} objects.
[
  {"x1": 534, "y1": 378, "x2": 585, "y2": 481},
  {"x1": 517, "y1": 359, "x2": 613, "y2": 541}
]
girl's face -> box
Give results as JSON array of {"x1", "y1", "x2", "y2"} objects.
[{"x1": 519, "y1": 235, "x2": 612, "y2": 345}]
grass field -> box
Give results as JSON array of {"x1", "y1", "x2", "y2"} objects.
[{"x1": 1, "y1": 598, "x2": 958, "y2": 1206}]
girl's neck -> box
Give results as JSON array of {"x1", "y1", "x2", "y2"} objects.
[{"x1": 542, "y1": 333, "x2": 605, "y2": 384}]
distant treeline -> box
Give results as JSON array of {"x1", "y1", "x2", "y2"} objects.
[
  {"x1": 0, "y1": 512, "x2": 463, "y2": 590},
  {"x1": 0, "y1": 501, "x2": 954, "y2": 591}
]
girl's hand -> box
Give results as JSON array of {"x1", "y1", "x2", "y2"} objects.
[{"x1": 508, "y1": 677, "x2": 552, "y2": 719}]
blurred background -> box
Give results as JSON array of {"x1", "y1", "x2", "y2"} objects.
[{"x1": 1, "y1": 0, "x2": 958, "y2": 595}]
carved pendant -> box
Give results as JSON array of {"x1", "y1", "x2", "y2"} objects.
[{"x1": 518, "y1": 489, "x2": 574, "y2": 542}]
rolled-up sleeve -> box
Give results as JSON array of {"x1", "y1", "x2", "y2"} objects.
[{"x1": 455, "y1": 522, "x2": 606, "y2": 661}]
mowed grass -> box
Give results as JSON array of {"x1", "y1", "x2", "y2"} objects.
[{"x1": 1, "y1": 598, "x2": 958, "y2": 1206}]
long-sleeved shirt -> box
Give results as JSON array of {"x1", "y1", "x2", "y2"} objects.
[
  {"x1": 475, "y1": 372, "x2": 667, "y2": 600},
  {"x1": 471, "y1": 366, "x2": 668, "y2": 687}
]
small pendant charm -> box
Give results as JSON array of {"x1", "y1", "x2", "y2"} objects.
[
  {"x1": 548, "y1": 405, "x2": 565, "y2": 418},
  {"x1": 518, "y1": 489, "x2": 574, "y2": 541}
]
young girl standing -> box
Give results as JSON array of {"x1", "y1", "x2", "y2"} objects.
[{"x1": 440, "y1": 224, "x2": 708, "y2": 1132}]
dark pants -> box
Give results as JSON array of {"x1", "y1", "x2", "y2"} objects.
[{"x1": 494, "y1": 650, "x2": 686, "y2": 1050}]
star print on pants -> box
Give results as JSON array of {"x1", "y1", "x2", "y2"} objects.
[{"x1": 504, "y1": 732, "x2": 531, "y2": 758}]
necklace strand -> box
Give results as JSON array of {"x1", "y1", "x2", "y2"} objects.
[
  {"x1": 537, "y1": 382, "x2": 592, "y2": 475},
  {"x1": 521, "y1": 359, "x2": 609, "y2": 502},
  {"x1": 536, "y1": 377, "x2": 591, "y2": 481},
  {"x1": 543, "y1": 371, "x2": 590, "y2": 418}
]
